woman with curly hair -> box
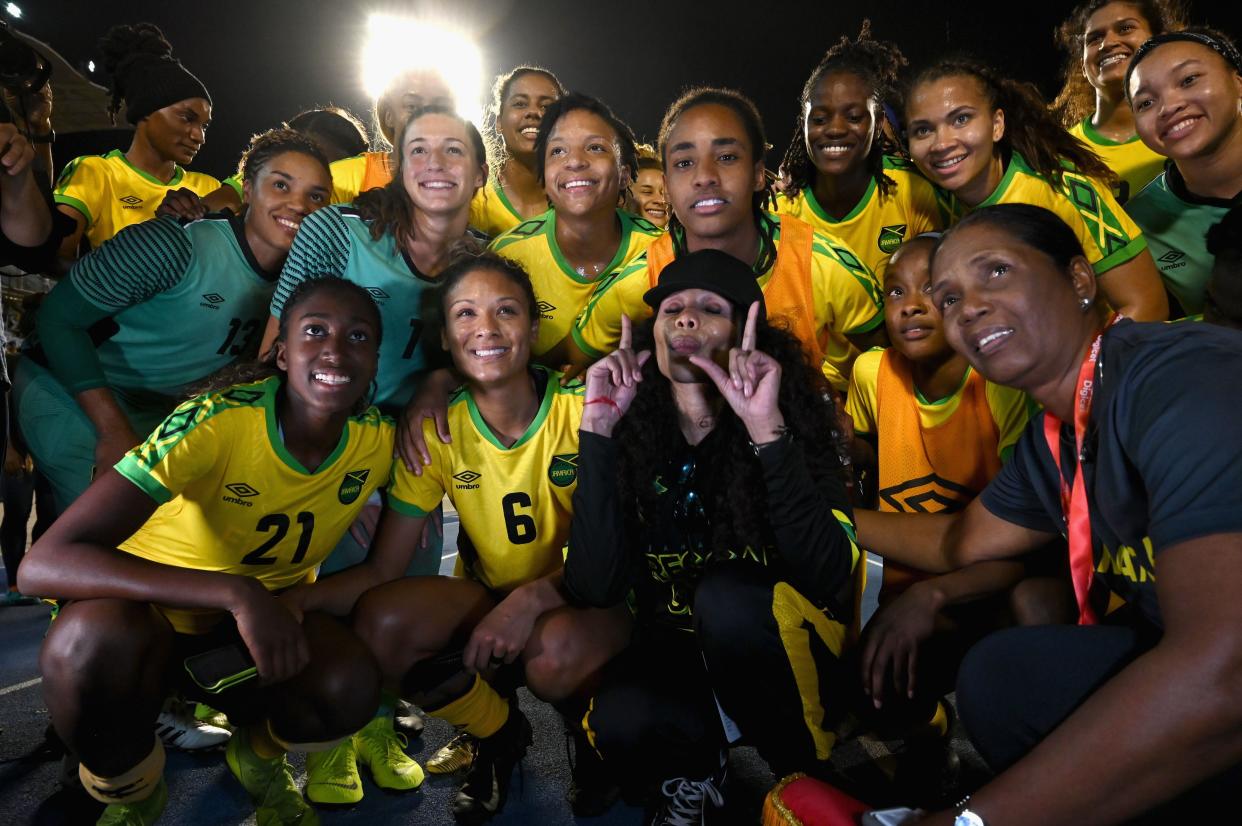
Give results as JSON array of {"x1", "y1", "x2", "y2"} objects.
[
  {"x1": 1051, "y1": 1, "x2": 1185, "y2": 203},
  {"x1": 564, "y1": 249, "x2": 860, "y2": 824},
  {"x1": 904, "y1": 57, "x2": 1168, "y2": 321},
  {"x1": 775, "y1": 21, "x2": 945, "y2": 278},
  {"x1": 54, "y1": 22, "x2": 218, "y2": 260}
]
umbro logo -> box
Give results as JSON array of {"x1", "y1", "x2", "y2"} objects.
[
  {"x1": 1157, "y1": 250, "x2": 1187, "y2": 269},
  {"x1": 366, "y1": 287, "x2": 390, "y2": 300},
  {"x1": 119, "y1": 195, "x2": 143, "y2": 207},
  {"x1": 536, "y1": 300, "x2": 556, "y2": 319},
  {"x1": 452, "y1": 469, "x2": 481, "y2": 489},
  {"x1": 223, "y1": 482, "x2": 260, "y2": 506},
  {"x1": 200, "y1": 292, "x2": 225, "y2": 309}
]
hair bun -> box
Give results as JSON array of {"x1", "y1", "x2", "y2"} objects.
[{"x1": 98, "y1": 22, "x2": 174, "y2": 93}]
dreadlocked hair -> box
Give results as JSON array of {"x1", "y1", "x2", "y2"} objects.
[
  {"x1": 614, "y1": 315, "x2": 850, "y2": 555},
  {"x1": 98, "y1": 22, "x2": 174, "y2": 124},
  {"x1": 907, "y1": 57, "x2": 1117, "y2": 189},
  {"x1": 190, "y1": 277, "x2": 383, "y2": 415},
  {"x1": 353, "y1": 104, "x2": 487, "y2": 251},
  {"x1": 1051, "y1": 0, "x2": 1187, "y2": 127},
  {"x1": 779, "y1": 20, "x2": 908, "y2": 200},
  {"x1": 657, "y1": 87, "x2": 778, "y2": 275}
]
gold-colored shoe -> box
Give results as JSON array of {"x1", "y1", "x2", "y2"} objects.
[{"x1": 425, "y1": 729, "x2": 477, "y2": 775}]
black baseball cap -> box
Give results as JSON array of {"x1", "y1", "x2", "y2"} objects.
[{"x1": 642, "y1": 249, "x2": 766, "y2": 319}]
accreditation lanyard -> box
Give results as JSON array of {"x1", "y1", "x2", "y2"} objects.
[{"x1": 1042, "y1": 319, "x2": 1116, "y2": 626}]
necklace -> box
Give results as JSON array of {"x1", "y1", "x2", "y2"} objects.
[{"x1": 575, "y1": 262, "x2": 604, "y2": 276}]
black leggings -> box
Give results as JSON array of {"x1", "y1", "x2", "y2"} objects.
[
  {"x1": 956, "y1": 624, "x2": 1242, "y2": 820},
  {"x1": 585, "y1": 562, "x2": 849, "y2": 783}
]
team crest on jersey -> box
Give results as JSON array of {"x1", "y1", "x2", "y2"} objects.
[
  {"x1": 338, "y1": 469, "x2": 370, "y2": 504},
  {"x1": 878, "y1": 225, "x2": 906, "y2": 254},
  {"x1": 547, "y1": 454, "x2": 578, "y2": 487}
]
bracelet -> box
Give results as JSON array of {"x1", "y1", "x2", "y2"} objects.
[
  {"x1": 584, "y1": 397, "x2": 622, "y2": 413},
  {"x1": 749, "y1": 428, "x2": 792, "y2": 456}
]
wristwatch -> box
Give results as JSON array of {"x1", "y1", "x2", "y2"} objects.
[{"x1": 955, "y1": 796, "x2": 985, "y2": 826}]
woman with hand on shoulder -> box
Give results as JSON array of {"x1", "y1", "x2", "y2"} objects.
[
  {"x1": 776, "y1": 21, "x2": 945, "y2": 280},
  {"x1": 54, "y1": 23, "x2": 217, "y2": 262},
  {"x1": 855, "y1": 203, "x2": 1242, "y2": 825},
  {"x1": 1052, "y1": 1, "x2": 1185, "y2": 203},
  {"x1": 490, "y1": 92, "x2": 661, "y2": 364},
  {"x1": 20, "y1": 277, "x2": 400, "y2": 826},
  {"x1": 19, "y1": 128, "x2": 331, "y2": 514},
  {"x1": 352, "y1": 252, "x2": 630, "y2": 823},
  {"x1": 564, "y1": 250, "x2": 861, "y2": 823},
  {"x1": 1126, "y1": 28, "x2": 1242, "y2": 317},
  {"x1": 904, "y1": 57, "x2": 1168, "y2": 321},
  {"x1": 470, "y1": 66, "x2": 566, "y2": 238}
]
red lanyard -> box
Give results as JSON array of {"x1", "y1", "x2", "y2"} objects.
[{"x1": 1042, "y1": 318, "x2": 1116, "y2": 625}]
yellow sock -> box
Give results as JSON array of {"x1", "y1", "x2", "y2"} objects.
[
  {"x1": 79, "y1": 739, "x2": 165, "y2": 805},
  {"x1": 429, "y1": 674, "x2": 509, "y2": 738}
]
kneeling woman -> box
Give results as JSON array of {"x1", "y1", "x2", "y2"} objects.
[
  {"x1": 20, "y1": 278, "x2": 404, "y2": 825},
  {"x1": 353, "y1": 252, "x2": 630, "y2": 823},
  {"x1": 564, "y1": 250, "x2": 860, "y2": 822}
]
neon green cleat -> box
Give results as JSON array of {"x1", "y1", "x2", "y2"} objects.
[
  {"x1": 304, "y1": 740, "x2": 364, "y2": 806},
  {"x1": 225, "y1": 727, "x2": 319, "y2": 825},
  {"x1": 96, "y1": 778, "x2": 168, "y2": 825},
  {"x1": 353, "y1": 716, "x2": 424, "y2": 791}
]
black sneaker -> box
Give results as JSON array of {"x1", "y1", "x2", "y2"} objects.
[
  {"x1": 449, "y1": 708, "x2": 533, "y2": 824},
  {"x1": 565, "y1": 726, "x2": 620, "y2": 817},
  {"x1": 648, "y1": 756, "x2": 727, "y2": 825}
]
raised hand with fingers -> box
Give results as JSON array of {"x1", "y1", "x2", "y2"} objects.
[
  {"x1": 155, "y1": 187, "x2": 208, "y2": 221},
  {"x1": 581, "y1": 314, "x2": 650, "y2": 437},
  {"x1": 687, "y1": 301, "x2": 785, "y2": 444}
]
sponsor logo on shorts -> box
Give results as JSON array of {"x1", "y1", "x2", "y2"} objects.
[
  {"x1": 547, "y1": 453, "x2": 578, "y2": 487},
  {"x1": 452, "y1": 469, "x2": 481, "y2": 490},
  {"x1": 338, "y1": 469, "x2": 370, "y2": 504},
  {"x1": 223, "y1": 482, "x2": 260, "y2": 507},
  {"x1": 878, "y1": 224, "x2": 906, "y2": 254}
]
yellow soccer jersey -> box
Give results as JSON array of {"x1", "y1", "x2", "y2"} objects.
[
  {"x1": 469, "y1": 178, "x2": 528, "y2": 239},
  {"x1": 115, "y1": 377, "x2": 394, "y2": 633},
  {"x1": 1069, "y1": 119, "x2": 1165, "y2": 205},
  {"x1": 54, "y1": 150, "x2": 221, "y2": 250},
  {"x1": 943, "y1": 151, "x2": 1147, "y2": 276},
  {"x1": 846, "y1": 348, "x2": 1029, "y2": 461},
  {"x1": 572, "y1": 215, "x2": 883, "y2": 391},
  {"x1": 774, "y1": 156, "x2": 946, "y2": 278},
  {"x1": 329, "y1": 152, "x2": 393, "y2": 205},
  {"x1": 388, "y1": 366, "x2": 583, "y2": 594},
  {"x1": 490, "y1": 208, "x2": 662, "y2": 355}
]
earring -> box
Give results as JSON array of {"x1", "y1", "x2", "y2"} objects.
[{"x1": 1080, "y1": 297, "x2": 1092, "y2": 311}]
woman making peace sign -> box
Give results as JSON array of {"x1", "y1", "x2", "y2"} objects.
[{"x1": 563, "y1": 249, "x2": 861, "y2": 823}]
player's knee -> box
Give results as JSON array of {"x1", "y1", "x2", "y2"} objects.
[
  {"x1": 523, "y1": 625, "x2": 579, "y2": 702},
  {"x1": 41, "y1": 601, "x2": 167, "y2": 697},
  {"x1": 351, "y1": 587, "x2": 408, "y2": 668}
]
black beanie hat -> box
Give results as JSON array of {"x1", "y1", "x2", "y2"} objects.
[{"x1": 99, "y1": 23, "x2": 211, "y2": 125}]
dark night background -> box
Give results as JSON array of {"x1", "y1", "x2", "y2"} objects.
[{"x1": 19, "y1": 0, "x2": 1242, "y2": 178}]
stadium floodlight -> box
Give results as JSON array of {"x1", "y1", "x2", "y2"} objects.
[
  {"x1": 362, "y1": 13, "x2": 484, "y2": 125},
  {"x1": 87, "y1": 60, "x2": 95, "y2": 73},
  {"x1": 5, "y1": 3, "x2": 21, "y2": 19}
]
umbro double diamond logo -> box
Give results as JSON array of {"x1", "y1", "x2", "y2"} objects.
[
  {"x1": 222, "y1": 482, "x2": 260, "y2": 507},
  {"x1": 453, "y1": 469, "x2": 482, "y2": 489}
]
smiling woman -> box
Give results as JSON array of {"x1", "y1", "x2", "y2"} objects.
[
  {"x1": 1124, "y1": 27, "x2": 1242, "y2": 316},
  {"x1": 16, "y1": 127, "x2": 332, "y2": 517},
  {"x1": 53, "y1": 22, "x2": 220, "y2": 261}
]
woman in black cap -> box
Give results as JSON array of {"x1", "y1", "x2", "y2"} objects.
[
  {"x1": 563, "y1": 248, "x2": 860, "y2": 823},
  {"x1": 54, "y1": 22, "x2": 218, "y2": 260}
]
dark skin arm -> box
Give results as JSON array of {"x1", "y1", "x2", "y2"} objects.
[
  {"x1": 280, "y1": 507, "x2": 425, "y2": 618},
  {"x1": 18, "y1": 470, "x2": 310, "y2": 683},
  {"x1": 854, "y1": 497, "x2": 1055, "y2": 574},
  {"x1": 1096, "y1": 250, "x2": 1168, "y2": 322},
  {"x1": 861, "y1": 559, "x2": 1027, "y2": 705},
  {"x1": 918, "y1": 532, "x2": 1242, "y2": 826}
]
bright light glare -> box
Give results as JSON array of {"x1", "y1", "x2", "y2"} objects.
[
  {"x1": 5, "y1": 3, "x2": 21, "y2": 18},
  {"x1": 362, "y1": 14, "x2": 484, "y2": 126},
  {"x1": 87, "y1": 60, "x2": 96, "y2": 73}
]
